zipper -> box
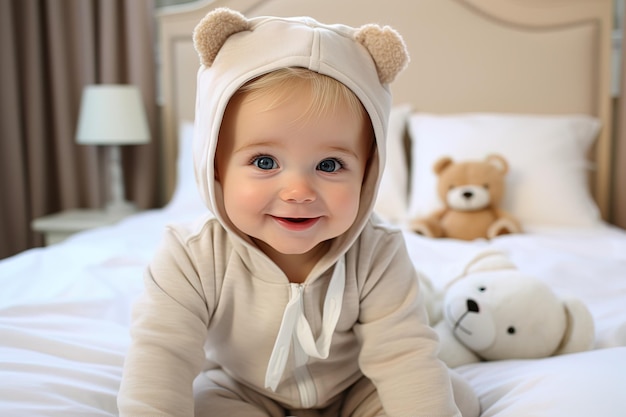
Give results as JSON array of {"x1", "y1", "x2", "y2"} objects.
[
  {"x1": 291, "y1": 284, "x2": 318, "y2": 408},
  {"x1": 265, "y1": 258, "x2": 345, "y2": 401},
  {"x1": 293, "y1": 336, "x2": 317, "y2": 408}
]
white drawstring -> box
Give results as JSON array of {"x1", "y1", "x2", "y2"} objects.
[{"x1": 264, "y1": 257, "x2": 345, "y2": 391}]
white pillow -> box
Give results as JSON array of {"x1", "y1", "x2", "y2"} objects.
[
  {"x1": 167, "y1": 121, "x2": 205, "y2": 211},
  {"x1": 373, "y1": 104, "x2": 412, "y2": 224},
  {"x1": 406, "y1": 113, "x2": 602, "y2": 228}
]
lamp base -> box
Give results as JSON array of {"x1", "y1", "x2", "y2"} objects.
[{"x1": 106, "y1": 145, "x2": 138, "y2": 216}]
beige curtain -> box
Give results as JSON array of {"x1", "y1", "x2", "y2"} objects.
[
  {"x1": 0, "y1": 0, "x2": 158, "y2": 260},
  {"x1": 613, "y1": 11, "x2": 626, "y2": 230}
]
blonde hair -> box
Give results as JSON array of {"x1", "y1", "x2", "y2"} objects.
[{"x1": 235, "y1": 67, "x2": 369, "y2": 127}]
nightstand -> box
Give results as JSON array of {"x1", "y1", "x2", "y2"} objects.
[{"x1": 31, "y1": 209, "x2": 132, "y2": 246}]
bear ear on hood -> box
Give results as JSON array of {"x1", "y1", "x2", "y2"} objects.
[
  {"x1": 193, "y1": 8, "x2": 410, "y2": 86},
  {"x1": 193, "y1": 7, "x2": 251, "y2": 67},
  {"x1": 355, "y1": 24, "x2": 410, "y2": 84}
]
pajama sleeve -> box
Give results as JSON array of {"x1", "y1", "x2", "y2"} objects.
[
  {"x1": 353, "y1": 226, "x2": 461, "y2": 417},
  {"x1": 117, "y1": 227, "x2": 213, "y2": 417}
]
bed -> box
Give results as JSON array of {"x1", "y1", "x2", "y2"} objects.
[{"x1": 1, "y1": 0, "x2": 625, "y2": 415}]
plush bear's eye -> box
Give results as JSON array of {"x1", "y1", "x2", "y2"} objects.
[
  {"x1": 507, "y1": 326, "x2": 516, "y2": 334},
  {"x1": 478, "y1": 286, "x2": 486, "y2": 292}
]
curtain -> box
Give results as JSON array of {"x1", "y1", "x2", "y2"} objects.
[
  {"x1": 613, "y1": 11, "x2": 626, "y2": 229},
  {"x1": 0, "y1": 0, "x2": 158, "y2": 260}
]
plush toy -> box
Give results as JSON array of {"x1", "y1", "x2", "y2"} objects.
[
  {"x1": 410, "y1": 154, "x2": 522, "y2": 240},
  {"x1": 425, "y1": 250, "x2": 595, "y2": 368}
]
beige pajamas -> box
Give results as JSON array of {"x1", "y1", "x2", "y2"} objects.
[
  {"x1": 194, "y1": 368, "x2": 479, "y2": 417},
  {"x1": 119, "y1": 218, "x2": 479, "y2": 416}
]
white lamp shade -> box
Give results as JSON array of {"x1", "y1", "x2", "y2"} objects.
[{"x1": 76, "y1": 85, "x2": 150, "y2": 145}]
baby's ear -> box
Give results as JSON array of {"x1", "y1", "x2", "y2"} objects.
[
  {"x1": 193, "y1": 7, "x2": 251, "y2": 67},
  {"x1": 354, "y1": 24, "x2": 410, "y2": 84}
]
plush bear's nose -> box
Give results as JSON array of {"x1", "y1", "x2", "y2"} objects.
[
  {"x1": 462, "y1": 191, "x2": 474, "y2": 199},
  {"x1": 467, "y1": 299, "x2": 480, "y2": 313}
]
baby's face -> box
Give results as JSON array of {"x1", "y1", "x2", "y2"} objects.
[{"x1": 215, "y1": 85, "x2": 370, "y2": 262}]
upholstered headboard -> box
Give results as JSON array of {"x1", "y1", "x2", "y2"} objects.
[{"x1": 156, "y1": 0, "x2": 613, "y2": 220}]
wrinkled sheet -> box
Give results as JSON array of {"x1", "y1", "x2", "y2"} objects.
[{"x1": 1, "y1": 205, "x2": 625, "y2": 416}]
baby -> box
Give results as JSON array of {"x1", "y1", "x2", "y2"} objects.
[{"x1": 118, "y1": 8, "x2": 479, "y2": 417}]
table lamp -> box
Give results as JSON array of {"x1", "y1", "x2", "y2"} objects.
[{"x1": 76, "y1": 85, "x2": 150, "y2": 214}]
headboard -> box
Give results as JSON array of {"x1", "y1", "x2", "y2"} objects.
[{"x1": 156, "y1": 0, "x2": 614, "y2": 219}]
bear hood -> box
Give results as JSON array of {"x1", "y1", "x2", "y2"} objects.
[{"x1": 191, "y1": 8, "x2": 408, "y2": 270}]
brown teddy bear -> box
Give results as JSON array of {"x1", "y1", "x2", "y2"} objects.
[{"x1": 410, "y1": 154, "x2": 521, "y2": 240}]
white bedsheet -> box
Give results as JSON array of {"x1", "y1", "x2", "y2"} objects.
[
  {"x1": 1, "y1": 205, "x2": 625, "y2": 416},
  {"x1": 0, "y1": 206, "x2": 201, "y2": 416}
]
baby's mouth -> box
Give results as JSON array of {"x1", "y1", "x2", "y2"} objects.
[
  {"x1": 284, "y1": 218, "x2": 309, "y2": 223},
  {"x1": 272, "y1": 216, "x2": 320, "y2": 230}
]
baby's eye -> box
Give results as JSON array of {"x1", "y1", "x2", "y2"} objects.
[
  {"x1": 317, "y1": 158, "x2": 342, "y2": 173},
  {"x1": 252, "y1": 156, "x2": 278, "y2": 170}
]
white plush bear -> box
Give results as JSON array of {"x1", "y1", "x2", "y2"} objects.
[{"x1": 428, "y1": 250, "x2": 595, "y2": 368}]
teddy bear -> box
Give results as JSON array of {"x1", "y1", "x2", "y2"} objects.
[
  {"x1": 423, "y1": 250, "x2": 595, "y2": 368},
  {"x1": 410, "y1": 154, "x2": 522, "y2": 240}
]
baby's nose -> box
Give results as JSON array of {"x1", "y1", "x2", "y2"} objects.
[{"x1": 280, "y1": 174, "x2": 316, "y2": 203}]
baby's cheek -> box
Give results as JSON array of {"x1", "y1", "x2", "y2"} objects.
[
  {"x1": 221, "y1": 181, "x2": 265, "y2": 224},
  {"x1": 332, "y1": 186, "x2": 362, "y2": 222}
]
